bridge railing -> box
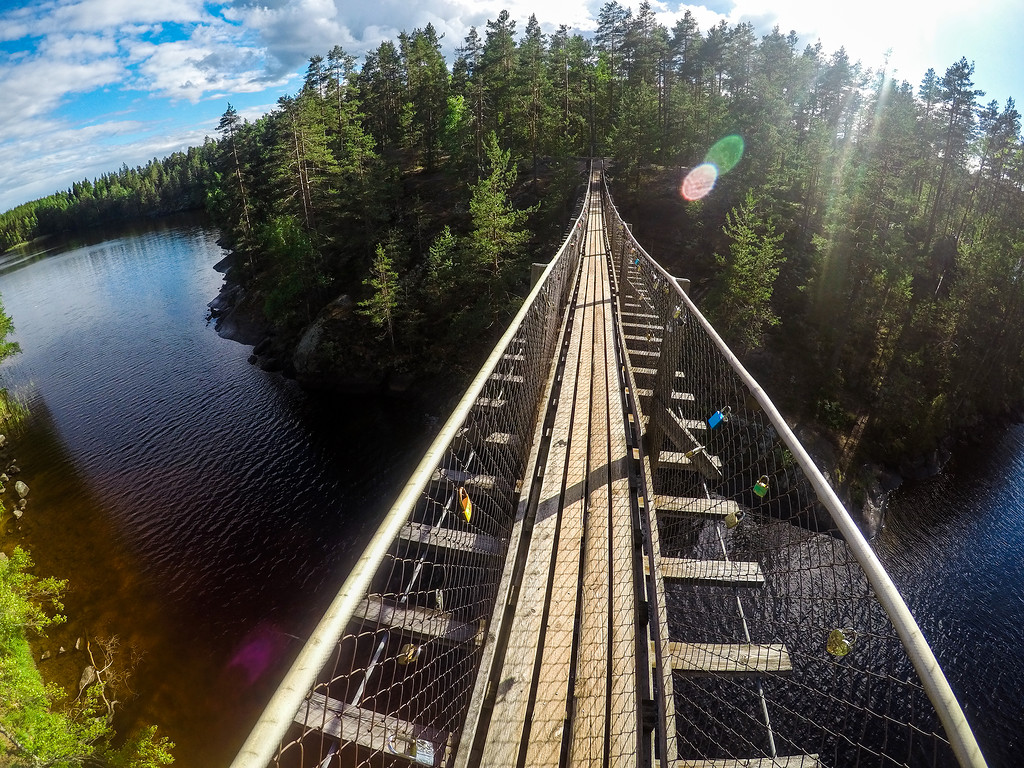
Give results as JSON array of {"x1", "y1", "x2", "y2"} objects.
[
  {"x1": 230, "y1": 170, "x2": 592, "y2": 768},
  {"x1": 602, "y1": 174, "x2": 986, "y2": 767}
]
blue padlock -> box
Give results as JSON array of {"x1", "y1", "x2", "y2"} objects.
[{"x1": 708, "y1": 406, "x2": 731, "y2": 428}]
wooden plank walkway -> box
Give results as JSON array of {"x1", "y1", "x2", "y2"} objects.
[{"x1": 478, "y1": 170, "x2": 639, "y2": 767}]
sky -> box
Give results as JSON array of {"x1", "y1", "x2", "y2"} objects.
[{"x1": 1, "y1": 0, "x2": 1022, "y2": 213}]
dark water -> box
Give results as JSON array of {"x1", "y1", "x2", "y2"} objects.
[
  {"x1": 0, "y1": 218, "x2": 430, "y2": 766},
  {"x1": 877, "y1": 426, "x2": 1024, "y2": 766}
]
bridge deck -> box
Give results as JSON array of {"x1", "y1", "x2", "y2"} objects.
[{"x1": 478, "y1": 172, "x2": 639, "y2": 766}]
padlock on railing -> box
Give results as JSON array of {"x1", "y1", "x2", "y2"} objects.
[
  {"x1": 827, "y1": 628, "x2": 857, "y2": 658},
  {"x1": 458, "y1": 486, "x2": 472, "y2": 522},
  {"x1": 753, "y1": 475, "x2": 770, "y2": 498},
  {"x1": 707, "y1": 406, "x2": 731, "y2": 428},
  {"x1": 397, "y1": 643, "x2": 422, "y2": 666},
  {"x1": 725, "y1": 507, "x2": 745, "y2": 529},
  {"x1": 387, "y1": 733, "x2": 436, "y2": 766}
]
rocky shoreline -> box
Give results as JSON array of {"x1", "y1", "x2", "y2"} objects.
[{"x1": 208, "y1": 252, "x2": 413, "y2": 394}]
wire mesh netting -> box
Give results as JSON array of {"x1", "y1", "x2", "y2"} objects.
[
  {"x1": 602, "y1": 173, "x2": 981, "y2": 768},
  {"x1": 256, "y1": 178, "x2": 594, "y2": 768}
]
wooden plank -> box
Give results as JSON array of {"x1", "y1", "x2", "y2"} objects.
[
  {"x1": 634, "y1": 388, "x2": 695, "y2": 402},
  {"x1": 665, "y1": 642, "x2": 792, "y2": 674},
  {"x1": 673, "y1": 757, "x2": 821, "y2": 768},
  {"x1": 453, "y1": 428, "x2": 518, "y2": 450},
  {"x1": 479, "y1": 229, "x2": 592, "y2": 766},
  {"x1": 430, "y1": 468, "x2": 496, "y2": 491},
  {"x1": 653, "y1": 406, "x2": 708, "y2": 435},
  {"x1": 527, "y1": 207, "x2": 602, "y2": 768},
  {"x1": 398, "y1": 521, "x2": 505, "y2": 557},
  {"x1": 475, "y1": 397, "x2": 507, "y2": 409},
  {"x1": 490, "y1": 372, "x2": 526, "y2": 384},
  {"x1": 657, "y1": 450, "x2": 722, "y2": 472},
  {"x1": 602, "y1": 240, "x2": 639, "y2": 768},
  {"x1": 627, "y1": 348, "x2": 661, "y2": 358},
  {"x1": 656, "y1": 557, "x2": 764, "y2": 586},
  {"x1": 570, "y1": 204, "x2": 611, "y2": 765},
  {"x1": 296, "y1": 692, "x2": 447, "y2": 767},
  {"x1": 352, "y1": 594, "x2": 483, "y2": 646},
  {"x1": 655, "y1": 496, "x2": 741, "y2": 519},
  {"x1": 624, "y1": 334, "x2": 664, "y2": 344}
]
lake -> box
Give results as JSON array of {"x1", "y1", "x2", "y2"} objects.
[{"x1": 0, "y1": 217, "x2": 430, "y2": 766}]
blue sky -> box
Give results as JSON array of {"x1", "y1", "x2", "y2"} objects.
[{"x1": 1, "y1": 0, "x2": 1022, "y2": 213}]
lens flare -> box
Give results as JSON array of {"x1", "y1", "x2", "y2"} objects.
[
  {"x1": 705, "y1": 134, "x2": 744, "y2": 174},
  {"x1": 681, "y1": 163, "x2": 718, "y2": 201}
]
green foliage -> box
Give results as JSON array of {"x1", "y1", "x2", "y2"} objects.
[
  {"x1": 0, "y1": 295, "x2": 20, "y2": 368},
  {"x1": 358, "y1": 237, "x2": 402, "y2": 349},
  {"x1": 468, "y1": 133, "x2": 532, "y2": 289},
  {"x1": 0, "y1": 549, "x2": 174, "y2": 766},
  {"x1": 709, "y1": 190, "x2": 784, "y2": 352}
]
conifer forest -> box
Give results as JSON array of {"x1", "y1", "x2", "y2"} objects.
[{"x1": 3, "y1": 2, "x2": 1024, "y2": 464}]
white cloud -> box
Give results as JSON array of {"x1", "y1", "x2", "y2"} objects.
[
  {"x1": 127, "y1": 24, "x2": 287, "y2": 103},
  {"x1": 0, "y1": 56, "x2": 124, "y2": 136}
]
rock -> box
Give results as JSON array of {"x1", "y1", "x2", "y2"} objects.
[
  {"x1": 0, "y1": 474, "x2": 7, "y2": 482},
  {"x1": 12, "y1": 507, "x2": 22, "y2": 519},
  {"x1": 257, "y1": 356, "x2": 283, "y2": 373},
  {"x1": 0, "y1": 552, "x2": 7, "y2": 563},
  {"x1": 7, "y1": 464, "x2": 19, "y2": 475},
  {"x1": 75, "y1": 637, "x2": 83, "y2": 651},
  {"x1": 14, "y1": 480, "x2": 28, "y2": 499},
  {"x1": 252, "y1": 336, "x2": 273, "y2": 356},
  {"x1": 0, "y1": 434, "x2": 5, "y2": 447},
  {"x1": 59, "y1": 646, "x2": 66, "y2": 655},
  {"x1": 40, "y1": 650, "x2": 51, "y2": 661},
  {"x1": 79, "y1": 665, "x2": 97, "y2": 693},
  {"x1": 17, "y1": 499, "x2": 26, "y2": 509}
]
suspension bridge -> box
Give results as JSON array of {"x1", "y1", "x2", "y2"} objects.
[{"x1": 231, "y1": 163, "x2": 987, "y2": 768}]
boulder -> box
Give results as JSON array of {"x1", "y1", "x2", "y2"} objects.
[
  {"x1": 0, "y1": 434, "x2": 5, "y2": 447},
  {"x1": 40, "y1": 650, "x2": 51, "y2": 661},
  {"x1": 79, "y1": 665, "x2": 97, "y2": 693},
  {"x1": 0, "y1": 474, "x2": 7, "y2": 482},
  {"x1": 12, "y1": 507, "x2": 22, "y2": 519},
  {"x1": 14, "y1": 480, "x2": 28, "y2": 499}
]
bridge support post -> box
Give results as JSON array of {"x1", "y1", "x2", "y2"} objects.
[{"x1": 674, "y1": 276, "x2": 690, "y2": 295}]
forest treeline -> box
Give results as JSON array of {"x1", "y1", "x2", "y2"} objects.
[
  {"x1": 3, "y1": 2, "x2": 1024, "y2": 463},
  {"x1": 0, "y1": 147, "x2": 215, "y2": 251}
]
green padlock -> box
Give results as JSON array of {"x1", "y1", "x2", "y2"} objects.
[
  {"x1": 753, "y1": 475, "x2": 770, "y2": 497},
  {"x1": 827, "y1": 628, "x2": 857, "y2": 657}
]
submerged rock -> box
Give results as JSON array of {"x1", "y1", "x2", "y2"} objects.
[{"x1": 14, "y1": 480, "x2": 28, "y2": 499}]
